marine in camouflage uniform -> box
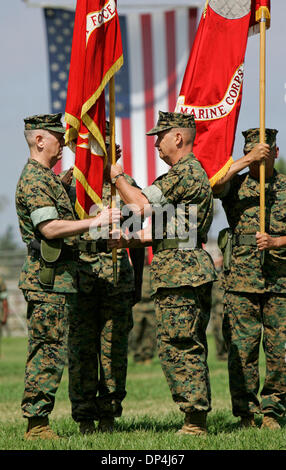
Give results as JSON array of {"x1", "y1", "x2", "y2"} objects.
[
  {"x1": 15, "y1": 114, "x2": 118, "y2": 440},
  {"x1": 66, "y1": 126, "x2": 144, "y2": 434},
  {"x1": 129, "y1": 261, "x2": 157, "y2": 364},
  {"x1": 109, "y1": 111, "x2": 217, "y2": 435},
  {"x1": 214, "y1": 128, "x2": 286, "y2": 429},
  {"x1": 68, "y1": 179, "x2": 143, "y2": 433}
]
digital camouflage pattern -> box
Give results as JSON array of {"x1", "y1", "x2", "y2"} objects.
[
  {"x1": 68, "y1": 177, "x2": 137, "y2": 421},
  {"x1": 68, "y1": 286, "x2": 133, "y2": 421},
  {"x1": 129, "y1": 265, "x2": 157, "y2": 363},
  {"x1": 221, "y1": 170, "x2": 286, "y2": 293},
  {"x1": 154, "y1": 284, "x2": 212, "y2": 414},
  {"x1": 16, "y1": 158, "x2": 78, "y2": 293},
  {"x1": 143, "y1": 152, "x2": 216, "y2": 414},
  {"x1": 219, "y1": 127, "x2": 286, "y2": 419},
  {"x1": 143, "y1": 153, "x2": 217, "y2": 294},
  {"x1": 24, "y1": 113, "x2": 65, "y2": 133},
  {"x1": 21, "y1": 291, "x2": 77, "y2": 418},
  {"x1": 146, "y1": 110, "x2": 196, "y2": 135},
  {"x1": 223, "y1": 290, "x2": 286, "y2": 418},
  {"x1": 15, "y1": 156, "x2": 79, "y2": 420},
  {"x1": 242, "y1": 128, "x2": 278, "y2": 153},
  {"x1": 78, "y1": 174, "x2": 138, "y2": 295}
]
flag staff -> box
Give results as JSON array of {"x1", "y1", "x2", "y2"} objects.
[
  {"x1": 109, "y1": 76, "x2": 118, "y2": 285},
  {"x1": 257, "y1": 4, "x2": 271, "y2": 234}
]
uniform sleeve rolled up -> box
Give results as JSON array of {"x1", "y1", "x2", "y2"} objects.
[
  {"x1": 141, "y1": 184, "x2": 168, "y2": 207},
  {"x1": 30, "y1": 206, "x2": 59, "y2": 227}
]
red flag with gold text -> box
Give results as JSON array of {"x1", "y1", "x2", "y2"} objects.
[
  {"x1": 65, "y1": 0, "x2": 123, "y2": 218},
  {"x1": 175, "y1": 0, "x2": 270, "y2": 186}
]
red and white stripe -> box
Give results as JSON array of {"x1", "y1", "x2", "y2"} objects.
[
  {"x1": 115, "y1": 8, "x2": 199, "y2": 189},
  {"x1": 62, "y1": 7, "x2": 199, "y2": 189}
]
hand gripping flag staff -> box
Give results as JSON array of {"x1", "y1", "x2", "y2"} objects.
[
  {"x1": 175, "y1": 0, "x2": 270, "y2": 234},
  {"x1": 65, "y1": 0, "x2": 123, "y2": 284}
]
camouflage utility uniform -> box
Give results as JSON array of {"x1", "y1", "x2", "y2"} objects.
[
  {"x1": 15, "y1": 158, "x2": 78, "y2": 420},
  {"x1": 129, "y1": 264, "x2": 157, "y2": 363},
  {"x1": 220, "y1": 170, "x2": 286, "y2": 419},
  {"x1": 219, "y1": 129, "x2": 286, "y2": 419},
  {"x1": 68, "y1": 176, "x2": 139, "y2": 423},
  {"x1": 142, "y1": 152, "x2": 217, "y2": 415}
]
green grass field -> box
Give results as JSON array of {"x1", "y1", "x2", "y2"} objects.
[{"x1": 0, "y1": 335, "x2": 285, "y2": 451}]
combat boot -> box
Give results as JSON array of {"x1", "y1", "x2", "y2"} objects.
[
  {"x1": 239, "y1": 414, "x2": 256, "y2": 428},
  {"x1": 261, "y1": 414, "x2": 281, "y2": 430},
  {"x1": 97, "y1": 417, "x2": 115, "y2": 432},
  {"x1": 24, "y1": 416, "x2": 60, "y2": 440},
  {"x1": 79, "y1": 420, "x2": 96, "y2": 435},
  {"x1": 177, "y1": 411, "x2": 207, "y2": 436}
]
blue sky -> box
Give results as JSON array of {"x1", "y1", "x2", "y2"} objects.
[{"x1": 0, "y1": 1, "x2": 285, "y2": 245}]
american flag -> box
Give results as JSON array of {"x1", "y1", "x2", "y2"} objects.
[
  {"x1": 44, "y1": 8, "x2": 74, "y2": 114},
  {"x1": 44, "y1": 6, "x2": 199, "y2": 187}
]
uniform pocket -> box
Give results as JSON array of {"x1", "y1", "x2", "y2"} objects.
[
  {"x1": 25, "y1": 291, "x2": 66, "y2": 343},
  {"x1": 156, "y1": 289, "x2": 197, "y2": 343}
]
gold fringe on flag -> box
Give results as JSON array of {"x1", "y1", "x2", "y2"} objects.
[{"x1": 209, "y1": 155, "x2": 234, "y2": 187}]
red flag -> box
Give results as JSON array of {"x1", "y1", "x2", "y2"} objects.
[
  {"x1": 65, "y1": 0, "x2": 123, "y2": 218},
  {"x1": 249, "y1": 0, "x2": 271, "y2": 35},
  {"x1": 175, "y1": 0, "x2": 270, "y2": 186}
]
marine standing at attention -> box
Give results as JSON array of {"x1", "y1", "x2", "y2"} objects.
[
  {"x1": 213, "y1": 128, "x2": 286, "y2": 429},
  {"x1": 15, "y1": 113, "x2": 119, "y2": 440},
  {"x1": 108, "y1": 111, "x2": 217, "y2": 435}
]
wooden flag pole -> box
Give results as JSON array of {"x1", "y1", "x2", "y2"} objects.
[
  {"x1": 259, "y1": 10, "x2": 267, "y2": 234},
  {"x1": 109, "y1": 76, "x2": 118, "y2": 285}
]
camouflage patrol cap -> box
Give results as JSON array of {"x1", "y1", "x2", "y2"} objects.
[
  {"x1": 146, "y1": 111, "x2": 196, "y2": 135},
  {"x1": 24, "y1": 113, "x2": 65, "y2": 134},
  {"x1": 242, "y1": 128, "x2": 278, "y2": 153}
]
